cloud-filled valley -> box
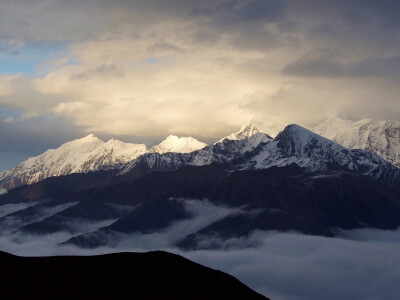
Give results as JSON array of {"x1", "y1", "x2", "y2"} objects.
[
  {"x1": 0, "y1": 198, "x2": 399, "y2": 300},
  {"x1": 0, "y1": 194, "x2": 399, "y2": 299}
]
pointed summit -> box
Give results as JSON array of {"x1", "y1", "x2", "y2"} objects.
[
  {"x1": 220, "y1": 117, "x2": 288, "y2": 143},
  {"x1": 220, "y1": 123, "x2": 261, "y2": 142},
  {"x1": 275, "y1": 124, "x2": 342, "y2": 157},
  {"x1": 78, "y1": 134, "x2": 102, "y2": 142},
  {"x1": 150, "y1": 135, "x2": 207, "y2": 154},
  {"x1": 250, "y1": 123, "x2": 399, "y2": 185},
  {"x1": 0, "y1": 135, "x2": 147, "y2": 190},
  {"x1": 58, "y1": 134, "x2": 104, "y2": 154}
]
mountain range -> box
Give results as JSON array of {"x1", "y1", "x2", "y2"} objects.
[
  {"x1": 0, "y1": 134, "x2": 207, "y2": 190},
  {"x1": 3, "y1": 115, "x2": 400, "y2": 191},
  {"x1": 313, "y1": 115, "x2": 400, "y2": 168},
  {"x1": 1, "y1": 117, "x2": 400, "y2": 251}
]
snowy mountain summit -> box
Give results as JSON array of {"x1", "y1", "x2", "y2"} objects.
[
  {"x1": 150, "y1": 135, "x2": 207, "y2": 154},
  {"x1": 219, "y1": 118, "x2": 287, "y2": 143},
  {"x1": 2, "y1": 115, "x2": 400, "y2": 191},
  {"x1": 221, "y1": 123, "x2": 261, "y2": 142},
  {"x1": 312, "y1": 114, "x2": 360, "y2": 140},
  {"x1": 119, "y1": 124, "x2": 399, "y2": 186},
  {"x1": 0, "y1": 135, "x2": 147, "y2": 190},
  {"x1": 0, "y1": 134, "x2": 207, "y2": 190},
  {"x1": 313, "y1": 115, "x2": 400, "y2": 167},
  {"x1": 252, "y1": 124, "x2": 398, "y2": 184}
]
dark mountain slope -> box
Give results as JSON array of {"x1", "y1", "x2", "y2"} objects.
[
  {"x1": 0, "y1": 250, "x2": 267, "y2": 299},
  {"x1": 57, "y1": 164, "x2": 400, "y2": 249},
  {"x1": 0, "y1": 169, "x2": 118, "y2": 204}
]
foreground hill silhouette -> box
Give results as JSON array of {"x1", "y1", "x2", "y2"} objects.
[{"x1": 0, "y1": 250, "x2": 267, "y2": 300}]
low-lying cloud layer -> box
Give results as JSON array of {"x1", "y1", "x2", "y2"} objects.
[
  {"x1": 1, "y1": 227, "x2": 400, "y2": 299},
  {"x1": 183, "y1": 230, "x2": 400, "y2": 300},
  {"x1": 0, "y1": 197, "x2": 399, "y2": 299}
]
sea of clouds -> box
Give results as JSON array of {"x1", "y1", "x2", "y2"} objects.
[{"x1": 0, "y1": 199, "x2": 399, "y2": 299}]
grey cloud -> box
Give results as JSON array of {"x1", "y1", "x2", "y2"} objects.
[
  {"x1": 341, "y1": 11, "x2": 370, "y2": 27},
  {"x1": 230, "y1": 24, "x2": 299, "y2": 51},
  {"x1": 307, "y1": 24, "x2": 340, "y2": 42},
  {"x1": 0, "y1": 0, "x2": 398, "y2": 54},
  {"x1": 190, "y1": 0, "x2": 290, "y2": 51},
  {"x1": 289, "y1": 0, "x2": 400, "y2": 28},
  {"x1": 146, "y1": 41, "x2": 184, "y2": 53},
  {"x1": 0, "y1": 0, "x2": 202, "y2": 43},
  {"x1": 282, "y1": 56, "x2": 400, "y2": 79},
  {"x1": 285, "y1": 0, "x2": 400, "y2": 57},
  {"x1": 70, "y1": 64, "x2": 125, "y2": 81},
  {"x1": 192, "y1": 0, "x2": 286, "y2": 23}
]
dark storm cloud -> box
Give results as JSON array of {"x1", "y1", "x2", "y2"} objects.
[
  {"x1": 1, "y1": 0, "x2": 399, "y2": 50},
  {"x1": 289, "y1": 0, "x2": 400, "y2": 26},
  {"x1": 189, "y1": 0, "x2": 291, "y2": 51},
  {"x1": 290, "y1": 0, "x2": 400, "y2": 49}
]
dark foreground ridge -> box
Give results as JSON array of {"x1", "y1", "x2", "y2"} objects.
[{"x1": 0, "y1": 250, "x2": 268, "y2": 300}]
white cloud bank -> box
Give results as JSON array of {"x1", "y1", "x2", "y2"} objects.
[{"x1": 1, "y1": 228, "x2": 399, "y2": 299}]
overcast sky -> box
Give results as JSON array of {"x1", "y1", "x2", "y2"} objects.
[{"x1": 1, "y1": 0, "x2": 400, "y2": 169}]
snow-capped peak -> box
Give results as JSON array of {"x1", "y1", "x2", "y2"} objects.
[
  {"x1": 219, "y1": 117, "x2": 287, "y2": 143},
  {"x1": 119, "y1": 123, "x2": 399, "y2": 186},
  {"x1": 312, "y1": 115, "x2": 359, "y2": 140},
  {"x1": 59, "y1": 134, "x2": 105, "y2": 153},
  {"x1": 312, "y1": 115, "x2": 400, "y2": 168},
  {"x1": 250, "y1": 124, "x2": 399, "y2": 184},
  {"x1": 0, "y1": 132, "x2": 208, "y2": 190},
  {"x1": 219, "y1": 123, "x2": 261, "y2": 142},
  {"x1": 0, "y1": 134, "x2": 148, "y2": 190},
  {"x1": 150, "y1": 135, "x2": 207, "y2": 154},
  {"x1": 274, "y1": 124, "x2": 344, "y2": 157},
  {"x1": 331, "y1": 118, "x2": 400, "y2": 168}
]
